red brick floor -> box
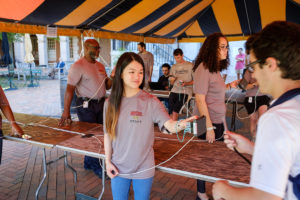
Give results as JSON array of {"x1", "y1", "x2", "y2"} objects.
[{"x1": 0, "y1": 140, "x2": 215, "y2": 200}]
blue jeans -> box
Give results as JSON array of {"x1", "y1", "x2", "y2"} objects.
[{"x1": 111, "y1": 176, "x2": 153, "y2": 200}]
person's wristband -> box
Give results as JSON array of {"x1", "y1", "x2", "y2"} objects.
[
  {"x1": 207, "y1": 126, "x2": 216, "y2": 131},
  {"x1": 10, "y1": 121, "x2": 17, "y2": 125},
  {"x1": 176, "y1": 120, "x2": 185, "y2": 132}
]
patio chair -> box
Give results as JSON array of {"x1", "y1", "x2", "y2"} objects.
[{"x1": 15, "y1": 62, "x2": 27, "y2": 81}]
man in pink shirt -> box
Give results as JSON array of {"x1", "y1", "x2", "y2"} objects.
[{"x1": 59, "y1": 39, "x2": 112, "y2": 178}]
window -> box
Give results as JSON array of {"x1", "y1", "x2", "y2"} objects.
[{"x1": 47, "y1": 38, "x2": 56, "y2": 50}]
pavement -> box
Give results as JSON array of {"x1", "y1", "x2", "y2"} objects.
[{"x1": 4, "y1": 79, "x2": 62, "y2": 117}]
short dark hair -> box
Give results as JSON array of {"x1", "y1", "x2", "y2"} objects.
[
  {"x1": 138, "y1": 42, "x2": 146, "y2": 49},
  {"x1": 245, "y1": 34, "x2": 256, "y2": 55},
  {"x1": 193, "y1": 33, "x2": 229, "y2": 73},
  {"x1": 162, "y1": 63, "x2": 171, "y2": 70},
  {"x1": 250, "y1": 21, "x2": 300, "y2": 80},
  {"x1": 238, "y1": 48, "x2": 243, "y2": 51},
  {"x1": 173, "y1": 48, "x2": 183, "y2": 56}
]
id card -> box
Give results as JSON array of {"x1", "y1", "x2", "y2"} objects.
[
  {"x1": 83, "y1": 101, "x2": 89, "y2": 108},
  {"x1": 248, "y1": 97, "x2": 253, "y2": 103}
]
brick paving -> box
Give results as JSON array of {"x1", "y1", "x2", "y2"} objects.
[
  {"x1": 1, "y1": 140, "x2": 210, "y2": 200},
  {"x1": 0, "y1": 78, "x2": 248, "y2": 200}
]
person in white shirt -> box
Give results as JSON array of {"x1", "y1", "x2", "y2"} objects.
[{"x1": 212, "y1": 21, "x2": 300, "y2": 200}]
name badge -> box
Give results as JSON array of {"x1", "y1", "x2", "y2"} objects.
[
  {"x1": 248, "y1": 97, "x2": 253, "y2": 103},
  {"x1": 83, "y1": 101, "x2": 89, "y2": 108}
]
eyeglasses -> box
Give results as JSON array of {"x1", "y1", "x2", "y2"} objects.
[
  {"x1": 246, "y1": 59, "x2": 261, "y2": 72},
  {"x1": 219, "y1": 45, "x2": 229, "y2": 50}
]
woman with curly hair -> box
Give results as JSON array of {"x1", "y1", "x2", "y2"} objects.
[{"x1": 193, "y1": 33, "x2": 231, "y2": 200}]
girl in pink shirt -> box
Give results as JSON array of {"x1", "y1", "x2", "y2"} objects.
[{"x1": 235, "y1": 48, "x2": 245, "y2": 79}]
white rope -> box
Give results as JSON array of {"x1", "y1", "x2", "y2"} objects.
[
  {"x1": 71, "y1": 76, "x2": 108, "y2": 109},
  {"x1": 27, "y1": 122, "x2": 86, "y2": 136},
  {"x1": 92, "y1": 135, "x2": 104, "y2": 169},
  {"x1": 118, "y1": 136, "x2": 195, "y2": 176}
]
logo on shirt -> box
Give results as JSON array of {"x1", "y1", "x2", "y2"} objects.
[
  {"x1": 130, "y1": 111, "x2": 142, "y2": 123},
  {"x1": 175, "y1": 69, "x2": 188, "y2": 74}
]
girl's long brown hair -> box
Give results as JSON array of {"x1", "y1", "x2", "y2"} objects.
[
  {"x1": 105, "y1": 52, "x2": 145, "y2": 140},
  {"x1": 193, "y1": 33, "x2": 229, "y2": 73}
]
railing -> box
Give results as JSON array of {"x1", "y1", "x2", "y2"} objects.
[
  {"x1": 111, "y1": 40, "x2": 194, "y2": 80},
  {"x1": 115, "y1": 41, "x2": 193, "y2": 67}
]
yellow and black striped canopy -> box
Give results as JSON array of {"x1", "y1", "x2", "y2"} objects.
[{"x1": 0, "y1": 0, "x2": 299, "y2": 43}]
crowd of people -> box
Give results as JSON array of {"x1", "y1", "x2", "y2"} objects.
[{"x1": 1, "y1": 20, "x2": 299, "y2": 200}]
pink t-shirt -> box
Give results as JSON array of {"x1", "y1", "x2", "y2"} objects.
[
  {"x1": 138, "y1": 51, "x2": 154, "y2": 81},
  {"x1": 103, "y1": 90, "x2": 170, "y2": 179},
  {"x1": 193, "y1": 63, "x2": 226, "y2": 124},
  {"x1": 67, "y1": 57, "x2": 107, "y2": 99},
  {"x1": 235, "y1": 53, "x2": 245, "y2": 70}
]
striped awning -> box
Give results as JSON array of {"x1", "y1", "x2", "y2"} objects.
[{"x1": 0, "y1": 0, "x2": 299, "y2": 43}]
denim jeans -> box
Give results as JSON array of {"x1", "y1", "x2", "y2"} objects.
[{"x1": 111, "y1": 176, "x2": 153, "y2": 200}]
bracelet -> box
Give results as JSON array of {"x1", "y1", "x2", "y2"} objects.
[
  {"x1": 206, "y1": 126, "x2": 216, "y2": 131},
  {"x1": 176, "y1": 120, "x2": 185, "y2": 132},
  {"x1": 176, "y1": 121, "x2": 183, "y2": 131}
]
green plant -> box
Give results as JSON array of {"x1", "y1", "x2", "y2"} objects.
[{"x1": 0, "y1": 32, "x2": 23, "y2": 43}]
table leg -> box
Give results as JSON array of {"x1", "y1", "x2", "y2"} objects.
[
  {"x1": 35, "y1": 148, "x2": 47, "y2": 200},
  {"x1": 98, "y1": 158, "x2": 105, "y2": 200},
  {"x1": 75, "y1": 157, "x2": 106, "y2": 200},
  {"x1": 64, "y1": 151, "x2": 77, "y2": 185}
]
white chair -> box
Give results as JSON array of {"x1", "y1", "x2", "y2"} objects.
[{"x1": 15, "y1": 62, "x2": 27, "y2": 81}]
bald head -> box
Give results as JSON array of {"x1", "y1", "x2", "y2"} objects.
[
  {"x1": 84, "y1": 39, "x2": 99, "y2": 47},
  {"x1": 84, "y1": 39, "x2": 100, "y2": 63}
]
